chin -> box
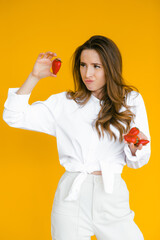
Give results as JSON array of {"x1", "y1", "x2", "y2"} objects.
[{"x1": 85, "y1": 85, "x2": 95, "y2": 90}]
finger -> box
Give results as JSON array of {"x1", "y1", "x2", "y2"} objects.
[
  {"x1": 46, "y1": 51, "x2": 56, "y2": 55},
  {"x1": 50, "y1": 72, "x2": 57, "y2": 77},
  {"x1": 44, "y1": 52, "x2": 57, "y2": 59},
  {"x1": 37, "y1": 52, "x2": 45, "y2": 59},
  {"x1": 46, "y1": 52, "x2": 57, "y2": 59},
  {"x1": 138, "y1": 144, "x2": 143, "y2": 150},
  {"x1": 44, "y1": 53, "x2": 50, "y2": 59},
  {"x1": 130, "y1": 143, "x2": 135, "y2": 149}
]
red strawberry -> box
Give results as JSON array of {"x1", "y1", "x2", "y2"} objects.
[
  {"x1": 134, "y1": 139, "x2": 150, "y2": 147},
  {"x1": 128, "y1": 127, "x2": 139, "y2": 136},
  {"x1": 52, "y1": 58, "x2": 62, "y2": 75},
  {"x1": 124, "y1": 135, "x2": 140, "y2": 144}
]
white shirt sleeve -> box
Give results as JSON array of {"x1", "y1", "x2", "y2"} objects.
[
  {"x1": 2, "y1": 88, "x2": 60, "y2": 137},
  {"x1": 123, "y1": 91, "x2": 151, "y2": 168}
]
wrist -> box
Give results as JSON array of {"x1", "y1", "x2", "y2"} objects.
[{"x1": 30, "y1": 72, "x2": 41, "y2": 81}]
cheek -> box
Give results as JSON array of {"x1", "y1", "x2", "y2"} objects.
[
  {"x1": 101, "y1": 70, "x2": 106, "y2": 78},
  {"x1": 80, "y1": 68, "x2": 84, "y2": 77},
  {"x1": 97, "y1": 71, "x2": 106, "y2": 82},
  {"x1": 97, "y1": 68, "x2": 104, "y2": 76}
]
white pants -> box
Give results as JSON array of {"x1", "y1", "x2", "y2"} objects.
[{"x1": 51, "y1": 171, "x2": 144, "y2": 240}]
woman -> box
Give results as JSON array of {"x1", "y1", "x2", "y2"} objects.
[{"x1": 3, "y1": 35, "x2": 151, "y2": 240}]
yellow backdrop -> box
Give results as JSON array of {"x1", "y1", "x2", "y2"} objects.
[{"x1": 0, "y1": 0, "x2": 159, "y2": 239}]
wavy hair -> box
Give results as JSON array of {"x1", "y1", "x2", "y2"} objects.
[{"x1": 66, "y1": 35, "x2": 139, "y2": 143}]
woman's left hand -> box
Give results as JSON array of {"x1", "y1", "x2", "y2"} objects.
[{"x1": 123, "y1": 130, "x2": 148, "y2": 156}]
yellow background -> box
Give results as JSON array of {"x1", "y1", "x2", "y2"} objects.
[{"x1": 0, "y1": 0, "x2": 159, "y2": 239}]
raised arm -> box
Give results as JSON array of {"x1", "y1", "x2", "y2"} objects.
[
  {"x1": 3, "y1": 52, "x2": 62, "y2": 137},
  {"x1": 16, "y1": 51, "x2": 58, "y2": 95}
]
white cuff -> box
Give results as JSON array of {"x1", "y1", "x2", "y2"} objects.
[
  {"x1": 124, "y1": 142, "x2": 151, "y2": 169},
  {"x1": 4, "y1": 88, "x2": 31, "y2": 112}
]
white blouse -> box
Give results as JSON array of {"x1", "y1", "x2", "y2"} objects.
[{"x1": 3, "y1": 88, "x2": 151, "y2": 201}]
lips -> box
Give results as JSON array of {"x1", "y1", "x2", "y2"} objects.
[{"x1": 85, "y1": 79, "x2": 94, "y2": 83}]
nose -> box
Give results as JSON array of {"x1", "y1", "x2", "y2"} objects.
[{"x1": 85, "y1": 66, "x2": 94, "y2": 78}]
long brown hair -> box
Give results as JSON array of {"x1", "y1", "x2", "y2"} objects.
[{"x1": 66, "y1": 35, "x2": 139, "y2": 143}]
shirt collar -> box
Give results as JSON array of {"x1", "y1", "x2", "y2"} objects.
[
  {"x1": 91, "y1": 93, "x2": 104, "y2": 105},
  {"x1": 91, "y1": 94, "x2": 100, "y2": 102}
]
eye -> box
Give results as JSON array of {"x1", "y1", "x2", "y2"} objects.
[
  {"x1": 94, "y1": 65, "x2": 100, "y2": 68},
  {"x1": 80, "y1": 63, "x2": 85, "y2": 67},
  {"x1": 80, "y1": 63, "x2": 100, "y2": 68}
]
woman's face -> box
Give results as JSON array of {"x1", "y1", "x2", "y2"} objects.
[{"x1": 80, "y1": 49, "x2": 106, "y2": 98}]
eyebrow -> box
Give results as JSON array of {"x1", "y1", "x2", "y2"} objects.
[{"x1": 80, "y1": 61, "x2": 102, "y2": 65}]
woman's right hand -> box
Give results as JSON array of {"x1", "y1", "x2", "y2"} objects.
[{"x1": 31, "y1": 51, "x2": 60, "y2": 80}]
